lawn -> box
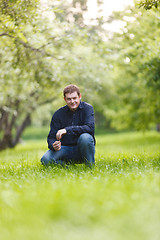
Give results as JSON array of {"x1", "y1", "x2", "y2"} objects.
[{"x1": 0, "y1": 127, "x2": 160, "y2": 240}]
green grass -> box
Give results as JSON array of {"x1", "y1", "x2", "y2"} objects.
[{"x1": 0, "y1": 128, "x2": 160, "y2": 240}]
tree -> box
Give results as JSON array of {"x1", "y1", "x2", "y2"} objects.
[
  {"x1": 104, "y1": 5, "x2": 160, "y2": 131},
  {"x1": 0, "y1": 0, "x2": 63, "y2": 150},
  {"x1": 0, "y1": 0, "x2": 109, "y2": 150}
]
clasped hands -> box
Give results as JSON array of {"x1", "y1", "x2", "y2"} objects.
[{"x1": 52, "y1": 129, "x2": 67, "y2": 151}]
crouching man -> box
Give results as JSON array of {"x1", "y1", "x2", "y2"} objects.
[{"x1": 41, "y1": 84, "x2": 95, "y2": 167}]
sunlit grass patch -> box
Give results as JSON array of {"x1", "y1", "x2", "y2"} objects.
[{"x1": 0, "y1": 130, "x2": 160, "y2": 240}]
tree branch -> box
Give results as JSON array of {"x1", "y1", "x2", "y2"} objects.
[
  {"x1": 0, "y1": 32, "x2": 14, "y2": 37},
  {"x1": 38, "y1": 97, "x2": 57, "y2": 106},
  {"x1": 0, "y1": 32, "x2": 63, "y2": 59}
]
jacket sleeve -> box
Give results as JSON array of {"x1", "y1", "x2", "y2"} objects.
[
  {"x1": 47, "y1": 113, "x2": 60, "y2": 150},
  {"x1": 65, "y1": 104, "x2": 95, "y2": 136}
]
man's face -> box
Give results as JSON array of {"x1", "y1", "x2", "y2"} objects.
[{"x1": 64, "y1": 91, "x2": 81, "y2": 111}]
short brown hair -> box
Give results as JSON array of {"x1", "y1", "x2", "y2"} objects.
[{"x1": 63, "y1": 84, "x2": 80, "y2": 97}]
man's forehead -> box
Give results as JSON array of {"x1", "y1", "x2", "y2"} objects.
[{"x1": 65, "y1": 91, "x2": 79, "y2": 98}]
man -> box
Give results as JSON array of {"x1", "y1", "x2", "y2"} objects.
[{"x1": 41, "y1": 84, "x2": 95, "y2": 167}]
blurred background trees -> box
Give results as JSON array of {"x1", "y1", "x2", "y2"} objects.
[
  {"x1": 0, "y1": 0, "x2": 160, "y2": 150},
  {"x1": 104, "y1": 3, "x2": 160, "y2": 131}
]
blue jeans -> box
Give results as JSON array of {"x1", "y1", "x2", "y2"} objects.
[{"x1": 41, "y1": 133, "x2": 95, "y2": 167}]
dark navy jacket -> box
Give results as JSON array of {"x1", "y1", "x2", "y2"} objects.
[{"x1": 47, "y1": 101, "x2": 95, "y2": 150}]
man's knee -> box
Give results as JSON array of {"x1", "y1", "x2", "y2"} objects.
[
  {"x1": 41, "y1": 155, "x2": 50, "y2": 165},
  {"x1": 77, "y1": 133, "x2": 95, "y2": 167},
  {"x1": 41, "y1": 150, "x2": 54, "y2": 165},
  {"x1": 78, "y1": 133, "x2": 94, "y2": 146}
]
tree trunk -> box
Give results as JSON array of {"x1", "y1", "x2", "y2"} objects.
[
  {"x1": 0, "y1": 95, "x2": 55, "y2": 151},
  {"x1": 0, "y1": 110, "x2": 12, "y2": 150},
  {"x1": 0, "y1": 131, "x2": 12, "y2": 150},
  {"x1": 11, "y1": 114, "x2": 31, "y2": 147},
  {"x1": 0, "y1": 113, "x2": 31, "y2": 151}
]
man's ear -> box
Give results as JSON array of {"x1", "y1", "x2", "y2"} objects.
[{"x1": 80, "y1": 94, "x2": 82, "y2": 100}]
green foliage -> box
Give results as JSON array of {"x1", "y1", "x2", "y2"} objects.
[
  {"x1": 137, "y1": 0, "x2": 160, "y2": 9},
  {"x1": 104, "y1": 6, "x2": 160, "y2": 131},
  {"x1": 0, "y1": 130, "x2": 160, "y2": 240}
]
